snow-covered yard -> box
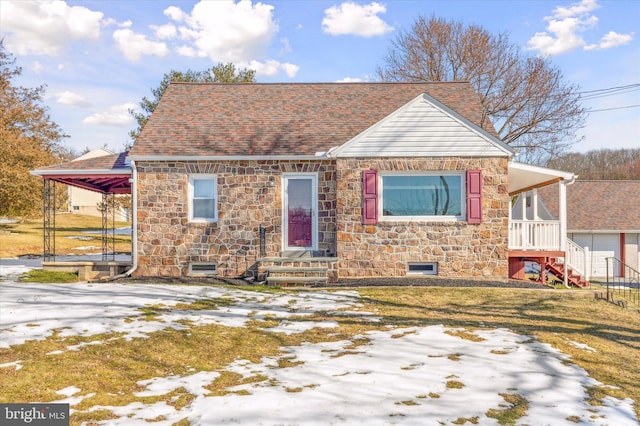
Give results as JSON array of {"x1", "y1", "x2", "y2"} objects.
[{"x1": 0, "y1": 263, "x2": 637, "y2": 425}]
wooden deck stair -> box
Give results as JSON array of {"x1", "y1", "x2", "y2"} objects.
[{"x1": 547, "y1": 258, "x2": 590, "y2": 288}]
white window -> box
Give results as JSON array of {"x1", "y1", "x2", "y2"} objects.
[
  {"x1": 380, "y1": 173, "x2": 464, "y2": 221},
  {"x1": 188, "y1": 175, "x2": 217, "y2": 222}
]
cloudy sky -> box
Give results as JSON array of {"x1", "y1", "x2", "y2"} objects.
[{"x1": 1, "y1": 0, "x2": 638, "y2": 155}]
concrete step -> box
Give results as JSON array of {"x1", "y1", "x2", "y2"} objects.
[
  {"x1": 266, "y1": 276, "x2": 328, "y2": 285},
  {"x1": 266, "y1": 266, "x2": 328, "y2": 273}
]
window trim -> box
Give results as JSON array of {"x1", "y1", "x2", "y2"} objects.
[
  {"x1": 379, "y1": 171, "x2": 466, "y2": 222},
  {"x1": 188, "y1": 174, "x2": 218, "y2": 223}
]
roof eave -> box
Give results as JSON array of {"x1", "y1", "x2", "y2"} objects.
[
  {"x1": 127, "y1": 154, "x2": 330, "y2": 161},
  {"x1": 30, "y1": 169, "x2": 131, "y2": 177}
]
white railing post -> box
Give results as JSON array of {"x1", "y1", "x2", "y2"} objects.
[
  {"x1": 584, "y1": 246, "x2": 590, "y2": 281},
  {"x1": 559, "y1": 182, "x2": 567, "y2": 252}
]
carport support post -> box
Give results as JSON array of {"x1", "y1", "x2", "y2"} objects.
[
  {"x1": 101, "y1": 193, "x2": 116, "y2": 261},
  {"x1": 43, "y1": 178, "x2": 56, "y2": 261}
]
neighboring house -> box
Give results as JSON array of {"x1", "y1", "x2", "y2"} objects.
[
  {"x1": 67, "y1": 148, "x2": 113, "y2": 217},
  {"x1": 66, "y1": 148, "x2": 129, "y2": 221},
  {"x1": 538, "y1": 180, "x2": 640, "y2": 278},
  {"x1": 33, "y1": 82, "x2": 581, "y2": 285}
]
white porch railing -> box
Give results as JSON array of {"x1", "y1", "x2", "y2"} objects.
[
  {"x1": 564, "y1": 238, "x2": 591, "y2": 281},
  {"x1": 509, "y1": 220, "x2": 561, "y2": 251}
]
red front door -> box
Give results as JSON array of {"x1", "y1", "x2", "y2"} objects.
[{"x1": 284, "y1": 175, "x2": 316, "y2": 250}]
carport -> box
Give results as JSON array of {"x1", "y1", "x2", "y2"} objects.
[{"x1": 30, "y1": 152, "x2": 132, "y2": 279}]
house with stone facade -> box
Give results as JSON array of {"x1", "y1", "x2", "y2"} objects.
[
  {"x1": 127, "y1": 81, "x2": 515, "y2": 284},
  {"x1": 34, "y1": 82, "x2": 587, "y2": 285}
]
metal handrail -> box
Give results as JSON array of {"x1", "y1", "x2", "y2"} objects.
[
  {"x1": 606, "y1": 257, "x2": 640, "y2": 308},
  {"x1": 259, "y1": 225, "x2": 266, "y2": 258}
]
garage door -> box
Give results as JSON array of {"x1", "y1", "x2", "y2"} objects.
[{"x1": 571, "y1": 234, "x2": 619, "y2": 278}]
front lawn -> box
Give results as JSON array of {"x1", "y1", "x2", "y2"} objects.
[
  {"x1": 0, "y1": 214, "x2": 131, "y2": 258},
  {"x1": 0, "y1": 283, "x2": 637, "y2": 425}
]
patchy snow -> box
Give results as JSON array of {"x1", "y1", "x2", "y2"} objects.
[
  {"x1": 0, "y1": 360, "x2": 23, "y2": 370},
  {"x1": 0, "y1": 283, "x2": 362, "y2": 348},
  {"x1": 568, "y1": 340, "x2": 598, "y2": 352},
  {"x1": 0, "y1": 279, "x2": 637, "y2": 425},
  {"x1": 134, "y1": 372, "x2": 220, "y2": 398},
  {"x1": 56, "y1": 386, "x2": 82, "y2": 397}
]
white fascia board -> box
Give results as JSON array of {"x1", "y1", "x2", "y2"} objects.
[
  {"x1": 508, "y1": 161, "x2": 576, "y2": 181},
  {"x1": 30, "y1": 169, "x2": 131, "y2": 176},
  {"x1": 127, "y1": 154, "x2": 328, "y2": 161},
  {"x1": 329, "y1": 93, "x2": 514, "y2": 158},
  {"x1": 569, "y1": 229, "x2": 640, "y2": 234}
]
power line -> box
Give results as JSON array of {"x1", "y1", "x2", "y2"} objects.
[
  {"x1": 578, "y1": 83, "x2": 640, "y2": 95},
  {"x1": 578, "y1": 84, "x2": 640, "y2": 101},
  {"x1": 589, "y1": 104, "x2": 640, "y2": 113}
]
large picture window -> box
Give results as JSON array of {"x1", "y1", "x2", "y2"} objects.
[
  {"x1": 188, "y1": 175, "x2": 217, "y2": 222},
  {"x1": 381, "y1": 173, "x2": 464, "y2": 220}
]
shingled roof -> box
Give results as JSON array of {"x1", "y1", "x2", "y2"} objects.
[
  {"x1": 538, "y1": 180, "x2": 640, "y2": 232},
  {"x1": 128, "y1": 82, "x2": 498, "y2": 158},
  {"x1": 31, "y1": 152, "x2": 131, "y2": 194},
  {"x1": 33, "y1": 152, "x2": 129, "y2": 173}
]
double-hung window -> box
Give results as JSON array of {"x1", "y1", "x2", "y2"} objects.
[
  {"x1": 188, "y1": 174, "x2": 217, "y2": 222},
  {"x1": 380, "y1": 173, "x2": 464, "y2": 221}
]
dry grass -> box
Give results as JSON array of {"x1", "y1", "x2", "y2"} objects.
[
  {"x1": 0, "y1": 285, "x2": 638, "y2": 424},
  {"x1": 356, "y1": 286, "x2": 640, "y2": 418},
  {"x1": 0, "y1": 214, "x2": 131, "y2": 258}
]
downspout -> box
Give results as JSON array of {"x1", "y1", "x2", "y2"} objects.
[{"x1": 108, "y1": 159, "x2": 137, "y2": 280}]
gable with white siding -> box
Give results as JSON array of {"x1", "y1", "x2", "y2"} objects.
[{"x1": 330, "y1": 93, "x2": 513, "y2": 158}]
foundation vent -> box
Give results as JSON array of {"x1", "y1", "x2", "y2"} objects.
[
  {"x1": 408, "y1": 262, "x2": 438, "y2": 275},
  {"x1": 189, "y1": 262, "x2": 218, "y2": 276}
]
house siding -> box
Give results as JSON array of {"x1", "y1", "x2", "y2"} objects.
[
  {"x1": 335, "y1": 96, "x2": 509, "y2": 158},
  {"x1": 134, "y1": 160, "x2": 337, "y2": 277},
  {"x1": 335, "y1": 157, "x2": 510, "y2": 279}
]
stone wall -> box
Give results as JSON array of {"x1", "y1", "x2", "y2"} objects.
[
  {"x1": 335, "y1": 157, "x2": 510, "y2": 279},
  {"x1": 134, "y1": 160, "x2": 336, "y2": 277}
]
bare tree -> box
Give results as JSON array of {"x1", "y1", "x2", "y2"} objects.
[{"x1": 376, "y1": 15, "x2": 587, "y2": 164}]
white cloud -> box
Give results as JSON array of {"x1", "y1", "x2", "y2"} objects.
[
  {"x1": 336, "y1": 77, "x2": 363, "y2": 83},
  {"x1": 83, "y1": 103, "x2": 136, "y2": 127},
  {"x1": 246, "y1": 60, "x2": 300, "y2": 78},
  {"x1": 322, "y1": 2, "x2": 393, "y2": 37},
  {"x1": 166, "y1": 0, "x2": 278, "y2": 63},
  {"x1": 585, "y1": 31, "x2": 634, "y2": 50},
  {"x1": 176, "y1": 45, "x2": 197, "y2": 57},
  {"x1": 0, "y1": 0, "x2": 103, "y2": 56},
  {"x1": 32, "y1": 61, "x2": 44, "y2": 74},
  {"x1": 527, "y1": 0, "x2": 633, "y2": 56},
  {"x1": 280, "y1": 62, "x2": 300, "y2": 78},
  {"x1": 56, "y1": 91, "x2": 89, "y2": 107},
  {"x1": 279, "y1": 38, "x2": 293, "y2": 55},
  {"x1": 113, "y1": 28, "x2": 169, "y2": 62},
  {"x1": 151, "y1": 24, "x2": 177, "y2": 40},
  {"x1": 553, "y1": 0, "x2": 600, "y2": 18},
  {"x1": 164, "y1": 6, "x2": 188, "y2": 23}
]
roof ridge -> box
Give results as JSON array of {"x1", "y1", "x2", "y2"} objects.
[{"x1": 169, "y1": 81, "x2": 472, "y2": 86}]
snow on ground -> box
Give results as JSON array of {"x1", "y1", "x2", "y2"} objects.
[
  {"x1": 0, "y1": 282, "x2": 363, "y2": 349},
  {"x1": 0, "y1": 272, "x2": 638, "y2": 425}
]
